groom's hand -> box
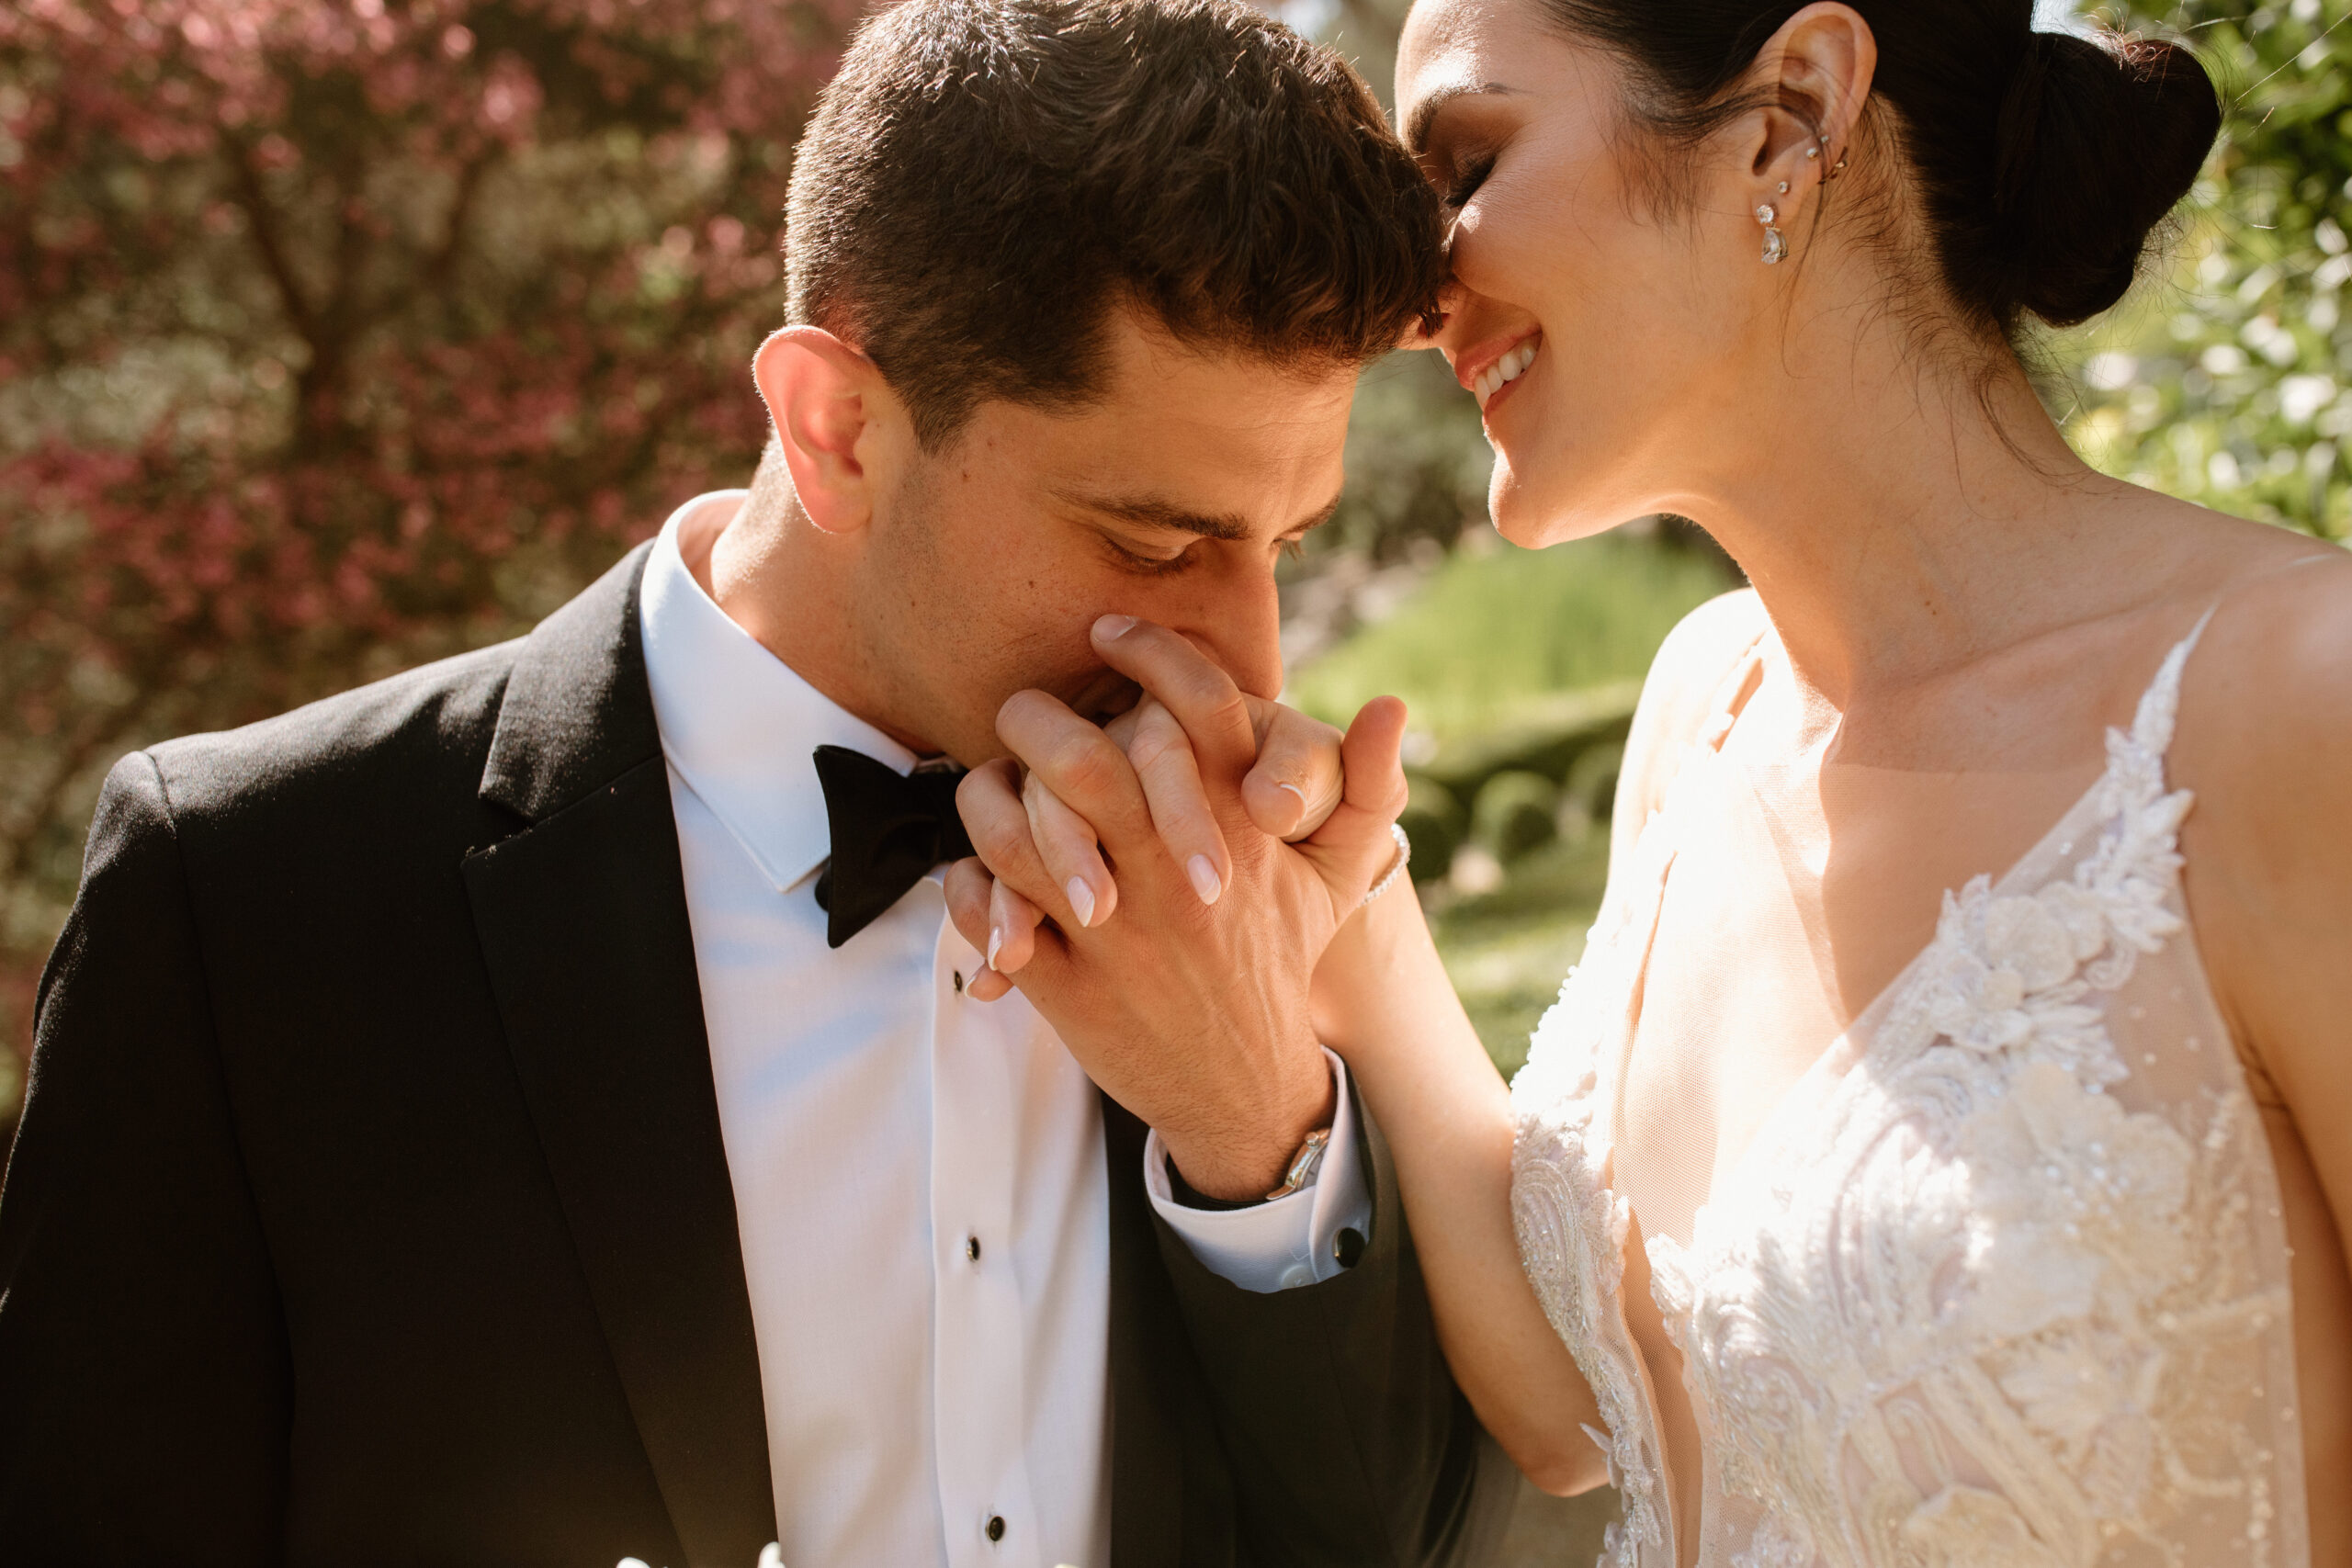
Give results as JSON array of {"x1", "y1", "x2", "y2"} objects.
[
  {"x1": 967, "y1": 679, "x2": 1348, "y2": 987},
  {"x1": 947, "y1": 617, "x2": 1407, "y2": 1198}
]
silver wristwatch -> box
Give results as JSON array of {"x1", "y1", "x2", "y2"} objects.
[{"x1": 1263, "y1": 1127, "x2": 1331, "y2": 1201}]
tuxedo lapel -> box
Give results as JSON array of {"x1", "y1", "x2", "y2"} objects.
[{"x1": 463, "y1": 545, "x2": 775, "y2": 1568}]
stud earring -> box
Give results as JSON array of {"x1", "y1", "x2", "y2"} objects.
[
  {"x1": 1757, "y1": 202, "x2": 1786, "y2": 265},
  {"x1": 1777, "y1": 180, "x2": 1789, "y2": 195}
]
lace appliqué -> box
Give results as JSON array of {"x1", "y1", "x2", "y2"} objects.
[
  {"x1": 1512, "y1": 808, "x2": 1681, "y2": 1567},
  {"x1": 1512, "y1": 625, "x2": 2306, "y2": 1568}
]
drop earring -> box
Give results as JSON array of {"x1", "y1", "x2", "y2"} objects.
[{"x1": 1756, "y1": 202, "x2": 1786, "y2": 265}]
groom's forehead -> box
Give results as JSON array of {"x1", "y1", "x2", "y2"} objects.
[{"x1": 989, "y1": 318, "x2": 1356, "y2": 526}]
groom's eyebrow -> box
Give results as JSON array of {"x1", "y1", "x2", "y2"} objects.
[
  {"x1": 1066, "y1": 491, "x2": 1343, "y2": 540},
  {"x1": 1405, "y1": 82, "x2": 1518, "y2": 155},
  {"x1": 1064, "y1": 491, "x2": 1252, "y2": 541}
]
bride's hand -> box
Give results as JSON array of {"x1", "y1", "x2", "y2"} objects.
[
  {"x1": 963, "y1": 618, "x2": 1368, "y2": 998},
  {"x1": 944, "y1": 616, "x2": 1407, "y2": 1195}
]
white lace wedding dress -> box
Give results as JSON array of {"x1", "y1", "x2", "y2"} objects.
[{"x1": 1510, "y1": 617, "x2": 2308, "y2": 1568}]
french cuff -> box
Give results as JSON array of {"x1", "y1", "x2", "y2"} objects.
[{"x1": 1143, "y1": 1047, "x2": 1371, "y2": 1293}]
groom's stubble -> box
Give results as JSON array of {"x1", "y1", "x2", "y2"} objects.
[{"x1": 709, "y1": 306, "x2": 1360, "y2": 769}]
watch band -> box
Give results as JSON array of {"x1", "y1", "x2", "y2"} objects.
[{"x1": 1263, "y1": 1126, "x2": 1331, "y2": 1201}]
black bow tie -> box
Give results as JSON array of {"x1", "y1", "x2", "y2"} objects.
[{"x1": 811, "y1": 744, "x2": 975, "y2": 948}]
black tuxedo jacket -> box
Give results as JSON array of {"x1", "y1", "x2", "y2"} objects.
[{"x1": 0, "y1": 546, "x2": 1513, "y2": 1568}]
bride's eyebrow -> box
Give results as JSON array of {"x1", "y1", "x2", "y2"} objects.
[{"x1": 1406, "y1": 81, "x2": 1520, "y2": 155}]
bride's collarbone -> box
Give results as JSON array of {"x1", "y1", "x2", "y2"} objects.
[{"x1": 1609, "y1": 754, "x2": 2115, "y2": 1247}]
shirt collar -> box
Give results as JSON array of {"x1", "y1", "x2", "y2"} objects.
[{"x1": 639, "y1": 491, "x2": 920, "y2": 895}]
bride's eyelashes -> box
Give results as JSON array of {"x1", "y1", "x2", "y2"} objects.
[{"x1": 1443, "y1": 155, "x2": 1497, "y2": 210}]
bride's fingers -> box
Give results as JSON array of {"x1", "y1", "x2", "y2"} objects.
[
  {"x1": 986, "y1": 874, "x2": 1043, "y2": 976},
  {"x1": 944, "y1": 859, "x2": 1046, "y2": 1003},
  {"x1": 1240, "y1": 696, "x2": 1345, "y2": 843},
  {"x1": 1087, "y1": 617, "x2": 1258, "y2": 788},
  {"x1": 956, "y1": 759, "x2": 1063, "y2": 914},
  {"x1": 1296, "y1": 695, "x2": 1412, "y2": 906},
  {"x1": 944, "y1": 855, "x2": 999, "y2": 958},
  {"x1": 1023, "y1": 768, "x2": 1119, "y2": 930},
  {"x1": 1124, "y1": 701, "x2": 1230, "y2": 906}
]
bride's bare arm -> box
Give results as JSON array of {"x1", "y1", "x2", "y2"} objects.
[
  {"x1": 1311, "y1": 586, "x2": 1770, "y2": 1494},
  {"x1": 1310, "y1": 886, "x2": 1607, "y2": 1493},
  {"x1": 2179, "y1": 553, "x2": 2352, "y2": 1552}
]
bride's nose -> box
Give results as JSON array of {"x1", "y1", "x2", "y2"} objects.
[{"x1": 1399, "y1": 277, "x2": 1468, "y2": 352}]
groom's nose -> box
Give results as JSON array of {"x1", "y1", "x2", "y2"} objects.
[{"x1": 1153, "y1": 558, "x2": 1285, "y2": 701}]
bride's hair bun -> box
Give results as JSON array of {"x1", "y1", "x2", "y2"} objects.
[
  {"x1": 1953, "y1": 28, "x2": 2222, "y2": 328},
  {"x1": 1541, "y1": 0, "x2": 2222, "y2": 337}
]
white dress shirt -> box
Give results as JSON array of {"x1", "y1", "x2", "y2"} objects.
[{"x1": 639, "y1": 495, "x2": 1367, "y2": 1568}]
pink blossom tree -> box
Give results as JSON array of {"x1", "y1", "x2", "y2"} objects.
[{"x1": 0, "y1": 0, "x2": 854, "y2": 1124}]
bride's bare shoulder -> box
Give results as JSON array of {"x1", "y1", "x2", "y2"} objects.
[
  {"x1": 1614, "y1": 588, "x2": 1769, "y2": 828},
  {"x1": 2176, "y1": 525, "x2": 2352, "y2": 770},
  {"x1": 2169, "y1": 526, "x2": 2352, "y2": 1125}
]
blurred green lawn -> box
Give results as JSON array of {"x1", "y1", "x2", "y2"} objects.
[
  {"x1": 1423, "y1": 833, "x2": 1611, "y2": 1080},
  {"x1": 1287, "y1": 529, "x2": 1730, "y2": 744},
  {"x1": 1289, "y1": 529, "x2": 1731, "y2": 1078}
]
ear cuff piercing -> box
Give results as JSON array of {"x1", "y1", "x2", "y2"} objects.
[{"x1": 1757, "y1": 202, "x2": 1786, "y2": 265}]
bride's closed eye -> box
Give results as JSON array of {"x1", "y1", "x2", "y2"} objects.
[{"x1": 1442, "y1": 152, "x2": 1497, "y2": 210}]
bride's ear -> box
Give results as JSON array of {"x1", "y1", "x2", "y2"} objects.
[
  {"x1": 1743, "y1": 2, "x2": 1878, "y2": 217},
  {"x1": 751, "y1": 326, "x2": 902, "y2": 536}
]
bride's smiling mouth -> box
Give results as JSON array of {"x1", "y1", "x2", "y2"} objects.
[{"x1": 1453, "y1": 331, "x2": 1543, "y2": 415}]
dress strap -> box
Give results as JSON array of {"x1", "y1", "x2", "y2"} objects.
[
  {"x1": 2126, "y1": 604, "x2": 2220, "y2": 760},
  {"x1": 1694, "y1": 631, "x2": 1770, "y2": 754}
]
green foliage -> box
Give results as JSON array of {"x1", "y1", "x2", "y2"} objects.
[
  {"x1": 1319, "y1": 333, "x2": 1494, "y2": 565},
  {"x1": 1285, "y1": 530, "x2": 1735, "y2": 741},
  {"x1": 0, "y1": 0, "x2": 849, "y2": 1115},
  {"x1": 2052, "y1": 0, "x2": 2352, "y2": 536}
]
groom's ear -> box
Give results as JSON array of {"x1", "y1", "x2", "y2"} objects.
[{"x1": 752, "y1": 326, "x2": 902, "y2": 536}]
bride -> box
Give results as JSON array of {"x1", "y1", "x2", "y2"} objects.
[
  {"x1": 1330, "y1": 0, "x2": 2349, "y2": 1562},
  {"x1": 956, "y1": 0, "x2": 2350, "y2": 1562}
]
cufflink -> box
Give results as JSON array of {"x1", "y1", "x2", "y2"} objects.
[{"x1": 1333, "y1": 1226, "x2": 1366, "y2": 1269}]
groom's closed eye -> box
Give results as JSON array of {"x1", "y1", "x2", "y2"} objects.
[{"x1": 1062, "y1": 490, "x2": 1339, "y2": 575}]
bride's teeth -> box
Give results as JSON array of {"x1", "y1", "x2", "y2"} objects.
[{"x1": 1472, "y1": 339, "x2": 1543, "y2": 408}]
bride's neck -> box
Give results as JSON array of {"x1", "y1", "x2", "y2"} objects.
[{"x1": 1686, "y1": 319, "x2": 2133, "y2": 714}]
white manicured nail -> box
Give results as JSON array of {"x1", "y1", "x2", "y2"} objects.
[
  {"x1": 1187, "y1": 854, "x2": 1223, "y2": 906},
  {"x1": 1093, "y1": 614, "x2": 1137, "y2": 640},
  {"x1": 1067, "y1": 877, "x2": 1096, "y2": 928},
  {"x1": 987, "y1": 927, "x2": 1004, "y2": 969}
]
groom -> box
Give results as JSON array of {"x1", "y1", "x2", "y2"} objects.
[{"x1": 0, "y1": 0, "x2": 1514, "y2": 1564}]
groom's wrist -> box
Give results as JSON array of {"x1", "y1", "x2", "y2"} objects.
[{"x1": 1157, "y1": 1047, "x2": 1336, "y2": 1201}]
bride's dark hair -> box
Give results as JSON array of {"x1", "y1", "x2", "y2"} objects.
[{"x1": 1543, "y1": 0, "x2": 2221, "y2": 338}]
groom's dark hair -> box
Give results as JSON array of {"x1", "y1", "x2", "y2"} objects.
[{"x1": 782, "y1": 0, "x2": 1444, "y2": 449}]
